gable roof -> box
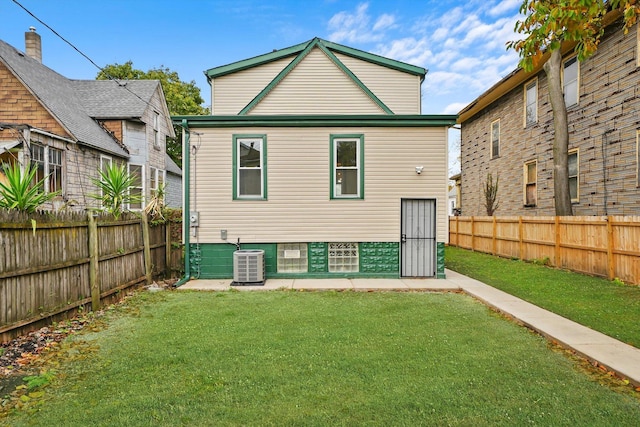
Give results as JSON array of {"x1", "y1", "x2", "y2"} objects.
[
  {"x1": 205, "y1": 37, "x2": 427, "y2": 116},
  {"x1": 0, "y1": 39, "x2": 128, "y2": 157},
  {"x1": 165, "y1": 153, "x2": 182, "y2": 176},
  {"x1": 73, "y1": 80, "x2": 159, "y2": 119}
]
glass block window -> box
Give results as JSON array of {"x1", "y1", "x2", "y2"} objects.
[
  {"x1": 328, "y1": 243, "x2": 359, "y2": 273},
  {"x1": 277, "y1": 243, "x2": 308, "y2": 273}
]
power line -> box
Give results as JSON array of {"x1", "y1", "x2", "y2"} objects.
[{"x1": 11, "y1": 0, "x2": 159, "y2": 110}]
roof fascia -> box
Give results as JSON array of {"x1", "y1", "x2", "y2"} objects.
[
  {"x1": 238, "y1": 38, "x2": 319, "y2": 115},
  {"x1": 171, "y1": 114, "x2": 458, "y2": 128},
  {"x1": 320, "y1": 39, "x2": 427, "y2": 81},
  {"x1": 204, "y1": 40, "x2": 309, "y2": 81}
]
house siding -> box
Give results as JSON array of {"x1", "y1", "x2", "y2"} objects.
[
  {"x1": 188, "y1": 126, "x2": 448, "y2": 244},
  {"x1": 0, "y1": 62, "x2": 70, "y2": 138},
  {"x1": 249, "y1": 48, "x2": 385, "y2": 115},
  {"x1": 335, "y1": 53, "x2": 422, "y2": 114},
  {"x1": 212, "y1": 57, "x2": 293, "y2": 115},
  {"x1": 460, "y1": 21, "x2": 640, "y2": 216}
]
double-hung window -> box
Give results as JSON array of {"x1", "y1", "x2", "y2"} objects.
[
  {"x1": 30, "y1": 143, "x2": 63, "y2": 194},
  {"x1": 524, "y1": 161, "x2": 537, "y2": 207},
  {"x1": 490, "y1": 120, "x2": 500, "y2": 159},
  {"x1": 153, "y1": 112, "x2": 161, "y2": 149},
  {"x1": 331, "y1": 134, "x2": 364, "y2": 199},
  {"x1": 563, "y1": 56, "x2": 579, "y2": 107},
  {"x1": 568, "y1": 150, "x2": 579, "y2": 202},
  {"x1": 234, "y1": 135, "x2": 267, "y2": 200},
  {"x1": 524, "y1": 79, "x2": 538, "y2": 126}
]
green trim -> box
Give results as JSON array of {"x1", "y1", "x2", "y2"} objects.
[
  {"x1": 239, "y1": 40, "x2": 319, "y2": 115},
  {"x1": 232, "y1": 134, "x2": 268, "y2": 200},
  {"x1": 172, "y1": 115, "x2": 458, "y2": 128},
  {"x1": 315, "y1": 40, "x2": 393, "y2": 114},
  {"x1": 204, "y1": 37, "x2": 426, "y2": 81},
  {"x1": 330, "y1": 134, "x2": 364, "y2": 200},
  {"x1": 180, "y1": 119, "x2": 191, "y2": 283}
]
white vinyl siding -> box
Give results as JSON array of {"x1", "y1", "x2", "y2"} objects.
[
  {"x1": 212, "y1": 57, "x2": 293, "y2": 114},
  {"x1": 335, "y1": 53, "x2": 421, "y2": 114},
  {"x1": 250, "y1": 48, "x2": 384, "y2": 115},
  {"x1": 188, "y1": 126, "x2": 448, "y2": 244}
]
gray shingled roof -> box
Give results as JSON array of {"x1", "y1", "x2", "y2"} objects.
[
  {"x1": 73, "y1": 79, "x2": 159, "y2": 118},
  {"x1": 0, "y1": 39, "x2": 128, "y2": 157},
  {"x1": 165, "y1": 153, "x2": 182, "y2": 176}
]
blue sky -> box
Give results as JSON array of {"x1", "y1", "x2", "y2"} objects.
[{"x1": 1, "y1": 0, "x2": 525, "y2": 172}]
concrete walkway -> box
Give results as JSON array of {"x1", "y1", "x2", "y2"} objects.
[{"x1": 179, "y1": 269, "x2": 640, "y2": 387}]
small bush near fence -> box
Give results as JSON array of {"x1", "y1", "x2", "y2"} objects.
[
  {"x1": 449, "y1": 216, "x2": 640, "y2": 286},
  {"x1": 0, "y1": 210, "x2": 182, "y2": 342}
]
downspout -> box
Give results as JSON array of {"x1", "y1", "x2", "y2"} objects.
[{"x1": 174, "y1": 119, "x2": 191, "y2": 287}]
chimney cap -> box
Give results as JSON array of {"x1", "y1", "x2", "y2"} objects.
[{"x1": 29, "y1": 26, "x2": 36, "y2": 32}]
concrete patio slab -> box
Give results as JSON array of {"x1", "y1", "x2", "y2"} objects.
[
  {"x1": 179, "y1": 279, "x2": 230, "y2": 291},
  {"x1": 292, "y1": 278, "x2": 353, "y2": 290},
  {"x1": 401, "y1": 278, "x2": 460, "y2": 290},
  {"x1": 351, "y1": 278, "x2": 406, "y2": 289}
]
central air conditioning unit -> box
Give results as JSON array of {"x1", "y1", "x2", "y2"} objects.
[{"x1": 232, "y1": 249, "x2": 265, "y2": 286}]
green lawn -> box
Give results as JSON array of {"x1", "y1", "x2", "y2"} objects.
[
  {"x1": 445, "y1": 246, "x2": 640, "y2": 347},
  {"x1": 3, "y1": 290, "x2": 640, "y2": 426}
]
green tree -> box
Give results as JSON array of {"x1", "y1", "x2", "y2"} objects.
[
  {"x1": 507, "y1": 0, "x2": 639, "y2": 215},
  {"x1": 97, "y1": 61, "x2": 209, "y2": 164}
]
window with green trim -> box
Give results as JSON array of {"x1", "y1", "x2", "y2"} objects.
[
  {"x1": 234, "y1": 135, "x2": 267, "y2": 200},
  {"x1": 331, "y1": 134, "x2": 363, "y2": 199}
]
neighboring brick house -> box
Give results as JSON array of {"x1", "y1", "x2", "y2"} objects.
[
  {"x1": 458, "y1": 14, "x2": 640, "y2": 216},
  {"x1": 0, "y1": 29, "x2": 178, "y2": 211}
]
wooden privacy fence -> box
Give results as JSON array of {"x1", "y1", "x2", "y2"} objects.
[
  {"x1": 449, "y1": 216, "x2": 640, "y2": 285},
  {"x1": 0, "y1": 212, "x2": 180, "y2": 342}
]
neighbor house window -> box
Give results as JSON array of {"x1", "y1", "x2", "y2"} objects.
[
  {"x1": 30, "y1": 143, "x2": 63, "y2": 194},
  {"x1": 128, "y1": 164, "x2": 144, "y2": 210},
  {"x1": 490, "y1": 120, "x2": 500, "y2": 158},
  {"x1": 563, "y1": 56, "x2": 579, "y2": 107},
  {"x1": 328, "y1": 242, "x2": 359, "y2": 273},
  {"x1": 150, "y1": 166, "x2": 165, "y2": 201},
  {"x1": 331, "y1": 134, "x2": 364, "y2": 199},
  {"x1": 277, "y1": 243, "x2": 308, "y2": 273},
  {"x1": 153, "y1": 112, "x2": 160, "y2": 149},
  {"x1": 568, "y1": 150, "x2": 579, "y2": 202},
  {"x1": 524, "y1": 161, "x2": 537, "y2": 207},
  {"x1": 233, "y1": 135, "x2": 267, "y2": 200},
  {"x1": 524, "y1": 79, "x2": 538, "y2": 126}
]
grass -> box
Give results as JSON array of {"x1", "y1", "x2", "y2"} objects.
[
  {"x1": 445, "y1": 246, "x2": 640, "y2": 347},
  {"x1": 3, "y1": 290, "x2": 640, "y2": 426}
]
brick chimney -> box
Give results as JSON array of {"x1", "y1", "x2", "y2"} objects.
[{"x1": 25, "y1": 27, "x2": 42, "y2": 63}]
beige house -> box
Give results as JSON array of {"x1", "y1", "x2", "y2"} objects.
[
  {"x1": 458, "y1": 13, "x2": 640, "y2": 216},
  {"x1": 175, "y1": 37, "x2": 456, "y2": 280}
]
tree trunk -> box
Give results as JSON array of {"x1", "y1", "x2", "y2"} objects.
[{"x1": 544, "y1": 49, "x2": 573, "y2": 216}]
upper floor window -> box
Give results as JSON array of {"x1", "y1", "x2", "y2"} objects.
[
  {"x1": 30, "y1": 143, "x2": 63, "y2": 194},
  {"x1": 524, "y1": 160, "x2": 537, "y2": 207},
  {"x1": 153, "y1": 112, "x2": 160, "y2": 149},
  {"x1": 563, "y1": 56, "x2": 579, "y2": 107},
  {"x1": 233, "y1": 135, "x2": 267, "y2": 200},
  {"x1": 331, "y1": 134, "x2": 364, "y2": 199},
  {"x1": 490, "y1": 120, "x2": 500, "y2": 159},
  {"x1": 568, "y1": 150, "x2": 579, "y2": 202},
  {"x1": 524, "y1": 79, "x2": 538, "y2": 126}
]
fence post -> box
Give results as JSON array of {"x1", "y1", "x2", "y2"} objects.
[
  {"x1": 88, "y1": 212, "x2": 100, "y2": 311},
  {"x1": 471, "y1": 216, "x2": 475, "y2": 251},
  {"x1": 554, "y1": 216, "x2": 561, "y2": 267},
  {"x1": 606, "y1": 216, "x2": 615, "y2": 280},
  {"x1": 141, "y1": 214, "x2": 153, "y2": 285},
  {"x1": 165, "y1": 222, "x2": 172, "y2": 277},
  {"x1": 518, "y1": 216, "x2": 524, "y2": 260},
  {"x1": 492, "y1": 216, "x2": 497, "y2": 255}
]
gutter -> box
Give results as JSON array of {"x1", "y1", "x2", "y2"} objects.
[{"x1": 173, "y1": 119, "x2": 191, "y2": 287}]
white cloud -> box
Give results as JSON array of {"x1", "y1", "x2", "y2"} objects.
[
  {"x1": 488, "y1": 0, "x2": 522, "y2": 17},
  {"x1": 327, "y1": 2, "x2": 394, "y2": 44},
  {"x1": 373, "y1": 14, "x2": 395, "y2": 32},
  {"x1": 442, "y1": 102, "x2": 468, "y2": 115}
]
